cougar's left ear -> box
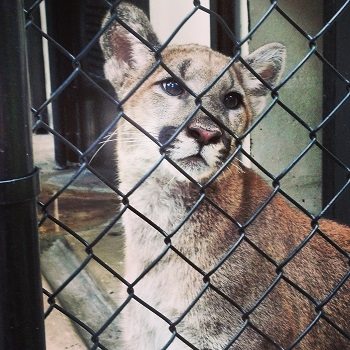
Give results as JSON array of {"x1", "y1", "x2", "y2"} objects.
[
  {"x1": 100, "y1": 3, "x2": 160, "y2": 93},
  {"x1": 240, "y1": 43, "x2": 286, "y2": 115}
]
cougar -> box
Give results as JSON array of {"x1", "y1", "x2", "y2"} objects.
[{"x1": 100, "y1": 3, "x2": 349, "y2": 349}]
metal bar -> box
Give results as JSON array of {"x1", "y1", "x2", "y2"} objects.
[
  {"x1": 210, "y1": 0, "x2": 236, "y2": 56},
  {"x1": 45, "y1": 0, "x2": 80, "y2": 169},
  {"x1": 0, "y1": 1, "x2": 45, "y2": 349},
  {"x1": 24, "y1": 0, "x2": 48, "y2": 133},
  {"x1": 46, "y1": 0, "x2": 118, "y2": 182},
  {"x1": 322, "y1": 0, "x2": 350, "y2": 225}
]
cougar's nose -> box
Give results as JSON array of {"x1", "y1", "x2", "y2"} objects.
[{"x1": 187, "y1": 125, "x2": 222, "y2": 146}]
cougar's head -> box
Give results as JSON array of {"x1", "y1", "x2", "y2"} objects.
[{"x1": 100, "y1": 3, "x2": 286, "y2": 188}]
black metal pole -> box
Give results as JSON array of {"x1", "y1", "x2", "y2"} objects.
[
  {"x1": 0, "y1": 1, "x2": 45, "y2": 349},
  {"x1": 210, "y1": 0, "x2": 236, "y2": 56},
  {"x1": 322, "y1": 0, "x2": 350, "y2": 226},
  {"x1": 24, "y1": 0, "x2": 49, "y2": 133}
]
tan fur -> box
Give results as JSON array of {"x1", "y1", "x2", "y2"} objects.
[{"x1": 100, "y1": 3, "x2": 349, "y2": 349}]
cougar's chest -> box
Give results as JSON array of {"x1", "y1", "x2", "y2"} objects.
[
  {"x1": 122, "y1": 181, "x2": 189, "y2": 276},
  {"x1": 122, "y1": 182, "x2": 203, "y2": 317}
]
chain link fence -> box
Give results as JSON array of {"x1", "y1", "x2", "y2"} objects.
[{"x1": 4, "y1": 0, "x2": 349, "y2": 348}]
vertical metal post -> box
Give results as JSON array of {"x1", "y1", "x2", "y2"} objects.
[
  {"x1": 210, "y1": 0, "x2": 236, "y2": 56},
  {"x1": 322, "y1": 0, "x2": 350, "y2": 225},
  {"x1": 46, "y1": 0, "x2": 117, "y2": 178},
  {"x1": 0, "y1": 1, "x2": 45, "y2": 349},
  {"x1": 25, "y1": 0, "x2": 49, "y2": 133}
]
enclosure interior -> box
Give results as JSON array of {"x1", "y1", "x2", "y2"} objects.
[{"x1": 15, "y1": 0, "x2": 350, "y2": 348}]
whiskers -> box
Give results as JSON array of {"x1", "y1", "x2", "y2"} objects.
[
  {"x1": 88, "y1": 129, "x2": 159, "y2": 165},
  {"x1": 163, "y1": 175, "x2": 177, "y2": 191},
  {"x1": 232, "y1": 158, "x2": 245, "y2": 174},
  {"x1": 218, "y1": 156, "x2": 245, "y2": 178},
  {"x1": 88, "y1": 128, "x2": 118, "y2": 164}
]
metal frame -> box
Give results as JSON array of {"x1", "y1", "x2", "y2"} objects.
[
  {"x1": 322, "y1": 0, "x2": 350, "y2": 225},
  {"x1": 0, "y1": 1, "x2": 45, "y2": 349}
]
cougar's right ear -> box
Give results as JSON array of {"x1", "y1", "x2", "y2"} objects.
[
  {"x1": 239, "y1": 43, "x2": 286, "y2": 115},
  {"x1": 100, "y1": 3, "x2": 160, "y2": 91}
]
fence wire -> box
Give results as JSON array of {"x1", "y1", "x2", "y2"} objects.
[{"x1": 23, "y1": 1, "x2": 350, "y2": 349}]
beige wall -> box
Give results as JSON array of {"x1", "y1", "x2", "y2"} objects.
[{"x1": 150, "y1": 0, "x2": 210, "y2": 45}]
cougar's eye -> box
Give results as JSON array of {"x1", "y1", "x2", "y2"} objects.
[
  {"x1": 161, "y1": 79, "x2": 184, "y2": 96},
  {"x1": 223, "y1": 92, "x2": 243, "y2": 109}
]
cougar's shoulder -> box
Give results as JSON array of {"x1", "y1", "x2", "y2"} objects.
[{"x1": 319, "y1": 218, "x2": 350, "y2": 251}]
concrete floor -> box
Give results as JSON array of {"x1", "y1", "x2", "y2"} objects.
[
  {"x1": 43, "y1": 277, "x2": 85, "y2": 350},
  {"x1": 33, "y1": 134, "x2": 124, "y2": 349}
]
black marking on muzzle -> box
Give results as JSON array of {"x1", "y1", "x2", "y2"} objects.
[
  {"x1": 218, "y1": 132, "x2": 232, "y2": 161},
  {"x1": 159, "y1": 126, "x2": 178, "y2": 146}
]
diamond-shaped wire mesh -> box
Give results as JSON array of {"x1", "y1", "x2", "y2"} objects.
[{"x1": 23, "y1": 0, "x2": 350, "y2": 349}]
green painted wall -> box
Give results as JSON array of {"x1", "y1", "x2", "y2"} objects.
[{"x1": 248, "y1": 0, "x2": 323, "y2": 214}]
